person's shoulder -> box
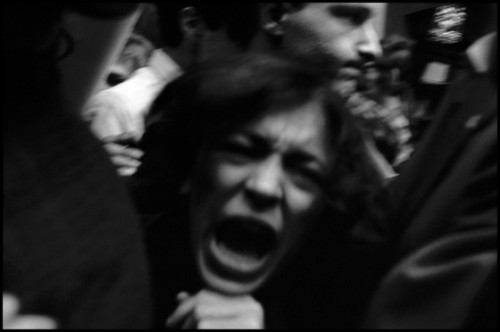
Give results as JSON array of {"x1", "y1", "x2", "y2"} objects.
[{"x1": 442, "y1": 71, "x2": 492, "y2": 105}]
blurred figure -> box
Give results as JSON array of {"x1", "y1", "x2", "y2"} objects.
[
  {"x1": 356, "y1": 4, "x2": 497, "y2": 328},
  {"x1": 3, "y1": 3, "x2": 153, "y2": 328},
  {"x1": 340, "y1": 34, "x2": 414, "y2": 169}
]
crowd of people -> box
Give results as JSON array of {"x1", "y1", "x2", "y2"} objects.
[{"x1": 3, "y1": 2, "x2": 497, "y2": 329}]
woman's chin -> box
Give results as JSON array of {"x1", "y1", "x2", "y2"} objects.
[{"x1": 197, "y1": 248, "x2": 270, "y2": 295}]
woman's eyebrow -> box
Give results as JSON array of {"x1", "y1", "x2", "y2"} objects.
[
  {"x1": 230, "y1": 131, "x2": 270, "y2": 149},
  {"x1": 287, "y1": 149, "x2": 328, "y2": 171},
  {"x1": 231, "y1": 131, "x2": 329, "y2": 170}
]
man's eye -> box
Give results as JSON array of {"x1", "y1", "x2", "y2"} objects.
[{"x1": 330, "y1": 6, "x2": 370, "y2": 25}]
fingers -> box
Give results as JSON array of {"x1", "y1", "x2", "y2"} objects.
[
  {"x1": 117, "y1": 166, "x2": 137, "y2": 177},
  {"x1": 176, "y1": 292, "x2": 190, "y2": 302},
  {"x1": 109, "y1": 153, "x2": 141, "y2": 169},
  {"x1": 166, "y1": 290, "x2": 264, "y2": 329},
  {"x1": 103, "y1": 143, "x2": 144, "y2": 160},
  {"x1": 3, "y1": 294, "x2": 57, "y2": 329},
  {"x1": 103, "y1": 142, "x2": 143, "y2": 176},
  {"x1": 101, "y1": 132, "x2": 138, "y2": 145},
  {"x1": 193, "y1": 290, "x2": 264, "y2": 329},
  {"x1": 5, "y1": 315, "x2": 57, "y2": 329},
  {"x1": 180, "y1": 315, "x2": 197, "y2": 330},
  {"x1": 166, "y1": 292, "x2": 196, "y2": 328},
  {"x1": 198, "y1": 317, "x2": 262, "y2": 329},
  {"x1": 3, "y1": 293, "x2": 20, "y2": 324},
  {"x1": 122, "y1": 146, "x2": 144, "y2": 160},
  {"x1": 191, "y1": 295, "x2": 263, "y2": 322}
]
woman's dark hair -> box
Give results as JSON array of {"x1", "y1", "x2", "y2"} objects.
[
  {"x1": 134, "y1": 53, "x2": 388, "y2": 327},
  {"x1": 135, "y1": 53, "x2": 386, "y2": 229}
]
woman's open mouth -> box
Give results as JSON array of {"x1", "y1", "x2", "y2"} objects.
[{"x1": 205, "y1": 216, "x2": 278, "y2": 280}]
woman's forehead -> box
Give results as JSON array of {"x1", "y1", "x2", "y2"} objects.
[{"x1": 239, "y1": 101, "x2": 333, "y2": 166}]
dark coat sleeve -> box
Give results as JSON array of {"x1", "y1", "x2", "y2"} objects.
[
  {"x1": 3, "y1": 109, "x2": 154, "y2": 329},
  {"x1": 361, "y1": 74, "x2": 497, "y2": 329}
]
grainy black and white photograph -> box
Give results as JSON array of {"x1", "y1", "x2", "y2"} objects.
[{"x1": 3, "y1": 2, "x2": 497, "y2": 329}]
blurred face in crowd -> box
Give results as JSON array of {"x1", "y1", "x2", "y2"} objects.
[
  {"x1": 281, "y1": 3, "x2": 383, "y2": 74},
  {"x1": 189, "y1": 100, "x2": 334, "y2": 295}
]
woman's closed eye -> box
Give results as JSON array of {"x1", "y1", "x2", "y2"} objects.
[
  {"x1": 285, "y1": 160, "x2": 324, "y2": 189},
  {"x1": 216, "y1": 140, "x2": 265, "y2": 160},
  {"x1": 294, "y1": 167, "x2": 323, "y2": 188}
]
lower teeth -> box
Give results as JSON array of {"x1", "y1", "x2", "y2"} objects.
[
  {"x1": 213, "y1": 241, "x2": 266, "y2": 272},
  {"x1": 217, "y1": 242, "x2": 260, "y2": 262}
]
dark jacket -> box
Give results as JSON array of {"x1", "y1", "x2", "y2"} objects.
[
  {"x1": 360, "y1": 71, "x2": 497, "y2": 328},
  {"x1": 3, "y1": 107, "x2": 153, "y2": 328}
]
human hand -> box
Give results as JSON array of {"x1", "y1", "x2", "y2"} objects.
[
  {"x1": 166, "y1": 290, "x2": 264, "y2": 329},
  {"x1": 3, "y1": 293, "x2": 57, "y2": 329},
  {"x1": 102, "y1": 133, "x2": 144, "y2": 177}
]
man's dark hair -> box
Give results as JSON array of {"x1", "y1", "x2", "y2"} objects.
[
  {"x1": 194, "y1": 3, "x2": 260, "y2": 49},
  {"x1": 155, "y1": 2, "x2": 194, "y2": 48},
  {"x1": 155, "y1": 3, "x2": 261, "y2": 49}
]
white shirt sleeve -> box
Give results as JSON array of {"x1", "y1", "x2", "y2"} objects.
[{"x1": 83, "y1": 90, "x2": 132, "y2": 140}]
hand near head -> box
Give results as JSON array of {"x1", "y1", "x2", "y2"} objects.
[
  {"x1": 3, "y1": 293, "x2": 57, "y2": 329},
  {"x1": 166, "y1": 290, "x2": 264, "y2": 329},
  {"x1": 101, "y1": 133, "x2": 144, "y2": 177}
]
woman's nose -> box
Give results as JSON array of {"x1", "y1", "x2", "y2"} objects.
[{"x1": 244, "y1": 157, "x2": 283, "y2": 209}]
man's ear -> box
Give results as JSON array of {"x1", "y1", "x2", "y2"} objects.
[
  {"x1": 179, "y1": 6, "x2": 203, "y2": 41},
  {"x1": 260, "y1": 3, "x2": 289, "y2": 37}
]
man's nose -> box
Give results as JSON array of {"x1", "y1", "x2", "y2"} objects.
[
  {"x1": 357, "y1": 23, "x2": 382, "y2": 62},
  {"x1": 244, "y1": 157, "x2": 283, "y2": 209}
]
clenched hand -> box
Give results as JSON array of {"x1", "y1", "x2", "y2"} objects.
[{"x1": 166, "y1": 290, "x2": 264, "y2": 329}]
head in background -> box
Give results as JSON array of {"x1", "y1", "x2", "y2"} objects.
[
  {"x1": 256, "y1": 3, "x2": 384, "y2": 75},
  {"x1": 142, "y1": 53, "x2": 385, "y2": 295},
  {"x1": 153, "y1": 3, "x2": 383, "y2": 76}
]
